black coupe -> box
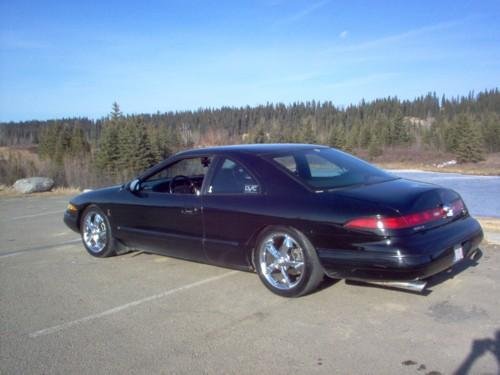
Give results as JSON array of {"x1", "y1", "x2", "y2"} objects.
[{"x1": 64, "y1": 144, "x2": 483, "y2": 297}]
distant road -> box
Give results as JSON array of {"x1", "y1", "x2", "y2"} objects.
[{"x1": 389, "y1": 170, "x2": 500, "y2": 218}]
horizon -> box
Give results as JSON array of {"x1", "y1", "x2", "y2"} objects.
[
  {"x1": 1, "y1": 0, "x2": 499, "y2": 122},
  {"x1": 1, "y1": 87, "x2": 499, "y2": 124}
]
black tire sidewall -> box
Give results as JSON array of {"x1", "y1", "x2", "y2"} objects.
[{"x1": 80, "y1": 205, "x2": 115, "y2": 258}]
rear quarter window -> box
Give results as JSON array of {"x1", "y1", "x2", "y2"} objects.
[
  {"x1": 305, "y1": 153, "x2": 345, "y2": 177},
  {"x1": 270, "y1": 148, "x2": 395, "y2": 190}
]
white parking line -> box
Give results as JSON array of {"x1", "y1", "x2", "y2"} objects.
[
  {"x1": 0, "y1": 239, "x2": 81, "y2": 259},
  {"x1": 29, "y1": 270, "x2": 239, "y2": 338},
  {"x1": 11, "y1": 210, "x2": 63, "y2": 220}
]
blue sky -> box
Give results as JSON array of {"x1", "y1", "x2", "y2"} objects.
[{"x1": 0, "y1": 0, "x2": 499, "y2": 121}]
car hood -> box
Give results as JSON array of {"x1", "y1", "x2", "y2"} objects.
[
  {"x1": 70, "y1": 185, "x2": 122, "y2": 206},
  {"x1": 333, "y1": 178, "x2": 461, "y2": 215}
]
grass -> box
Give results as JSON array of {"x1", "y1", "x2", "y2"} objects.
[
  {"x1": 477, "y1": 217, "x2": 500, "y2": 245},
  {"x1": 477, "y1": 217, "x2": 500, "y2": 232},
  {"x1": 353, "y1": 147, "x2": 500, "y2": 176},
  {"x1": 0, "y1": 184, "x2": 81, "y2": 198},
  {"x1": 377, "y1": 161, "x2": 500, "y2": 176}
]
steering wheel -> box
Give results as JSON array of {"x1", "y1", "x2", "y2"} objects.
[{"x1": 169, "y1": 175, "x2": 195, "y2": 194}]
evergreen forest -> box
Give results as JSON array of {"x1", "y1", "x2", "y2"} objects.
[{"x1": 1, "y1": 89, "x2": 499, "y2": 187}]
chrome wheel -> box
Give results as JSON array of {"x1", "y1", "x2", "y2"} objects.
[
  {"x1": 82, "y1": 211, "x2": 107, "y2": 253},
  {"x1": 259, "y1": 233, "x2": 305, "y2": 290}
]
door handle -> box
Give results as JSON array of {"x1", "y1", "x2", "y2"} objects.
[{"x1": 181, "y1": 207, "x2": 199, "y2": 215}]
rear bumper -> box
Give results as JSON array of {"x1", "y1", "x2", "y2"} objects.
[{"x1": 318, "y1": 216, "x2": 484, "y2": 282}]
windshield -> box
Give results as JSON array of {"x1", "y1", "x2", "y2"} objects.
[{"x1": 269, "y1": 148, "x2": 396, "y2": 190}]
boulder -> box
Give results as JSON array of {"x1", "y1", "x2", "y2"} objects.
[{"x1": 13, "y1": 177, "x2": 55, "y2": 194}]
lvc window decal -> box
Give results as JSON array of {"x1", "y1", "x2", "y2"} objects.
[{"x1": 244, "y1": 184, "x2": 259, "y2": 193}]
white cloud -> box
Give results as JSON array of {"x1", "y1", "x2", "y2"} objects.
[
  {"x1": 275, "y1": 0, "x2": 330, "y2": 26},
  {"x1": 337, "y1": 18, "x2": 467, "y2": 52},
  {"x1": 339, "y1": 30, "x2": 348, "y2": 39}
]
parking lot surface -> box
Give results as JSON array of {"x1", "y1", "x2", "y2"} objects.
[{"x1": 1, "y1": 195, "x2": 499, "y2": 374}]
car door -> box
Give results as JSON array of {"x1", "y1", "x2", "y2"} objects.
[
  {"x1": 202, "y1": 156, "x2": 265, "y2": 268},
  {"x1": 113, "y1": 156, "x2": 211, "y2": 262}
]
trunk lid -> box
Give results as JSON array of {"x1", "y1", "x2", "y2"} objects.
[
  {"x1": 333, "y1": 178, "x2": 467, "y2": 234},
  {"x1": 335, "y1": 178, "x2": 461, "y2": 215}
]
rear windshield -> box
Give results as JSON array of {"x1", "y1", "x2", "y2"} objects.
[{"x1": 269, "y1": 148, "x2": 396, "y2": 190}]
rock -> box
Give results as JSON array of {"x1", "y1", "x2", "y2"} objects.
[
  {"x1": 13, "y1": 177, "x2": 54, "y2": 194},
  {"x1": 435, "y1": 160, "x2": 457, "y2": 168}
]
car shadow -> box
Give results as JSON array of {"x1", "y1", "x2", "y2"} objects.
[
  {"x1": 343, "y1": 279, "x2": 433, "y2": 295},
  {"x1": 342, "y1": 248, "x2": 483, "y2": 296},
  {"x1": 454, "y1": 330, "x2": 500, "y2": 375},
  {"x1": 316, "y1": 276, "x2": 342, "y2": 292},
  {"x1": 426, "y1": 248, "x2": 483, "y2": 289}
]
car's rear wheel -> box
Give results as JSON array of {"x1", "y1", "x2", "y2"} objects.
[
  {"x1": 80, "y1": 205, "x2": 116, "y2": 258},
  {"x1": 254, "y1": 226, "x2": 324, "y2": 297}
]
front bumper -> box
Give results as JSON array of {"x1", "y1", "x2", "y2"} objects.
[
  {"x1": 318, "y1": 216, "x2": 484, "y2": 282},
  {"x1": 63, "y1": 210, "x2": 80, "y2": 233}
]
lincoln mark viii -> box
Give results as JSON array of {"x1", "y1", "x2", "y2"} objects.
[{"x1": 64, "y1": 144, "x2": 483, "y2": 297}]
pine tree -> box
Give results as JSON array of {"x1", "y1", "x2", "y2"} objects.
[
  {"x1": 300, "y1": 119, "x2": 317, "y2": 144},
  {"x1": 69, "y1": 127, "x2": 90, "y2": 157},
  {"x1": 481, "y1": 113, "x2": 500, "y2": 152},
  {"x1": 444, "y1": 120, "x2": 459, "y2": 152},
  {"x1": 269, "y1": 130, "x2": 287, "y2": 143},
  {"x1": 114, "y1": 118, "x2": 156, "y2": 179},
  {"x1": 54, "y1": 126, "x2": 72, "y2": 165},
  {"x1": 392, "y1": 112, "x2": 411, "y2": 145},
  {"x1": 253, "y1": 127, "x2": 267, "y2": 143},
  {"x1": 95, "y1": 102, "x2": 130, "y2": 179},
  {"x1": 454, "y1": 115, "x2": 485, "y2": 163},
  {"x1": 96, "y1": 123, "x2": 120, "y2": 175},
  {"x1": 96, "y1": 105, "x2": 124, "y2": 176},
  {"x1": 111, "y1": 102, "x2": 122, "y2": 122},
  {"x1": 328, "y1": 127, "x2": 345, "y2": 149},
  {"x1": 368, "y1": 134, "x2": 383, "y2": 159},
  {"x1": 129, "y1": 119, "x2": 155, "y2": 174},
  {"x1": 169, "y1": 126, "x2": 182, "y2": 151},
  {"x1": 150, "y1": 125, "x2": 174, "y2": 162},
  {"x1": 251, "y1": 117, "x2": 268, "y2": 144},
  {"x1": 359, "y1": 124, "x2": 371, "y2": 148},
  {"x1": 38, "y1": 123, "x2": 60, "y2": 160}
]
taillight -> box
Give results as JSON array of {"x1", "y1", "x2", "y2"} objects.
[{"x1": 345, "y1": 199, "x2": 465, "y2": 231}]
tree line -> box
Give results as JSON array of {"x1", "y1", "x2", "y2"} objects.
[{"x1": 0, "y1": 88, "x2": 499, "y2": 187}]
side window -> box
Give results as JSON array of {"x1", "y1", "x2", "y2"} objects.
[
  {"x1": 208, "y1": 158, "x2": 260, "y2": 194},
  {"x1": 274, "y1": 155, "x2": 297, "y2": 174},
  {"x1": 147, "y1": 158, "x2": 209, "y2": 181},
  {"x1": 305, "y1": 153, "x2": 345, "y2": 177},
  {"x1": 142, "y1": 156, "x2": 212, "y2": 194}
]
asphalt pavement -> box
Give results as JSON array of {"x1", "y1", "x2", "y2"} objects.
[{"x1": 1, "y1": 194, "x2": 499, "y2": 375}]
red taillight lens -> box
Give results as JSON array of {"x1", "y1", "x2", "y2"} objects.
[{"x1": 345, "y1": 199, "x2": 465, "y2": 231}]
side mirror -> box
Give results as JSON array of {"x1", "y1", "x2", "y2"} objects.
[{"x1": 129, "y1": 178, "x2": 141, "y2": 192}]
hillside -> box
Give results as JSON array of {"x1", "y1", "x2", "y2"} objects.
[{"x1": 1, "y1": 89, "x2": 499, "y2": 187}]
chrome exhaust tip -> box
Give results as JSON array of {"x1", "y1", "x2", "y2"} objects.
[
  {"x1": 364, "y1": 280, "x2": 427, "y2": 293},
  {"x1": 469, "y1": 248, "x2": 482, "y2": 262}
]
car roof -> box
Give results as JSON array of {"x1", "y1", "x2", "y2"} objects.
[{"x1": 175, "y1": 143, "x2": 328, "y2": 157}]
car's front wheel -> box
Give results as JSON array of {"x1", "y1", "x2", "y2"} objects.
[
  {"x1": 254, "y1": 226, "x2": 324, "y2": 297},
  {"x1": 80, "y1": 205, "x2": 116, "y2": 258}
]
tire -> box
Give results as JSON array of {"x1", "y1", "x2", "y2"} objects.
[
  {"x1": 254, "y1": 226, "x2": 324, "y2": 297},
  {"x1": 80, "y1": 205, "x2": 116, "y2": 258}
]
